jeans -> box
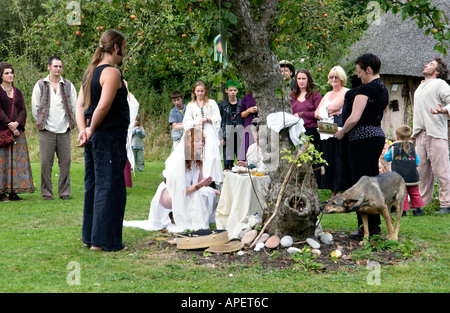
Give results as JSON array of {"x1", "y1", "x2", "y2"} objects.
[{"x1": 82, "y1": 130, "x2": 127, "y2": 251}]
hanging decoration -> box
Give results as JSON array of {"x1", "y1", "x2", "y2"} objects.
[{"x1": 214, "y1": 34, "x2": 227, "y2": 68}]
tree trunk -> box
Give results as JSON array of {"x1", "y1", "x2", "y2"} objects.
[{"x1": 225, "y1": 0, "x2": 321, "y2": 241}]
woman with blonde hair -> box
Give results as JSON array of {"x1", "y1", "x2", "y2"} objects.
[
  {"x1": 75, "y1": 29, "x2": 129, "y2": 251},
  {"x1": 183, "y1": 81, "x2": 223, "y2": 186},
  {"x1": 314, "y1": 66, "x2": 350, "y2": 197}
]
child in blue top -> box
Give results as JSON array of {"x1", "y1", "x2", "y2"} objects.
[{"x1": 384, "y1": 125, "x2": 424, "y2": 216}]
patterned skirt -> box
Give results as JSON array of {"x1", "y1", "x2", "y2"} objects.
[{"x1": 0, "y1": 131, "x2": 34, "y2": 194}]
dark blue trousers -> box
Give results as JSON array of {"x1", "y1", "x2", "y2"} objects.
[{"x1": 82, "y1": 130, "x2": 127, "y2": 251}]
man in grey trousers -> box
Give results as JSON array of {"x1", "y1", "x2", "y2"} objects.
[{"x1": 32, "y1": 56, "x2": 77, "y2": 200}]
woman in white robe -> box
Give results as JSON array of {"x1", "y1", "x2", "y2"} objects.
[
  {"x1": 183, "y1": 81, "x2": 223, "y2": 185},
  {"x1": 123, "y1": 128, "x2": 219, "y2": 233}
]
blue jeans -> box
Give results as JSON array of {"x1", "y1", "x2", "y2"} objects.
[{"x1": 82, "y1": 130, "x2": 127, "y2": 251}]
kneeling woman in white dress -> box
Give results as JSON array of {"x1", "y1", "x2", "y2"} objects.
[{"x1": 124, "y1": 128, "x2": 219, "y2": 233}]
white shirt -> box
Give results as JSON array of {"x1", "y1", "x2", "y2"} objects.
[
  {"x1": 413, "y1": 78, "x2": 450, "y2": 139},
  {"x1": 31, "y1": 75, "x2": 77, "y2": 134}
]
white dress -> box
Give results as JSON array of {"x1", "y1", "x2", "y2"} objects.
[
  {"x1": 183, "y1": 99, "x2": 224, "y2": 184},
  {"x1": 123, "y1": 133, "x2": 218, "y2": 233}
]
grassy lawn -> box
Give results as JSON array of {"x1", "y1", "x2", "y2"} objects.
[{"x1": 0, "y1": 162, "x2": 448, "y2": 294}]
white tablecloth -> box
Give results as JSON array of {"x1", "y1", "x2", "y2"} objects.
[{"x1": 216, "y1": 171, "x2": 271, "y2": 240}]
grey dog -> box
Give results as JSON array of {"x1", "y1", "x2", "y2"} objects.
[{"x1": 322, "y1": 172, "x2": 406, "y2": 241}]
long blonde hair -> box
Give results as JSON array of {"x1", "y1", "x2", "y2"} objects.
[
  {"x1": 184, "y1": 128, "x2": 204, "y2": 171},
  {"x1": 396, "y1": 125, "x2": 412, "y2": 155},
  {"x1": 82, "y1": 29, "x2": 126, "y2": 110}
]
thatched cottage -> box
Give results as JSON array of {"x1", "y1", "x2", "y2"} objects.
[{"x1": 344, "y1": 3, "x2": 450, "y2": 140}]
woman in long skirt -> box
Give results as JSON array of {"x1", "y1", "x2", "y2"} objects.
[{"x1": 0, "y1": 62, "x2": 34, "y2": 201}]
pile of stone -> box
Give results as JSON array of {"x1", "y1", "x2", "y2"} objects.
[{"x1": 238, "y1": 221, "x2": 342, "y2": 258}]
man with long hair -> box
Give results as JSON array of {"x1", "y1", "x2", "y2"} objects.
[{"x1": 75, "y1": 29, "x2": 130, "y2": 251}]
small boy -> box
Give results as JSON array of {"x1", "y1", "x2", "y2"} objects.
[
  {"x1": 131, "y1": 115, "x2": 146, "y2": 172},
  {"x1": 384, "y1": 125, "x2": 425, "y2": 216},
  {"x1": 168, "y1": 91, "x2": 186, "y2": 150}
]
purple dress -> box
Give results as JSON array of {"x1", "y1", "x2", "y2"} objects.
[{"x1": 290, "y1": 90, "x2": 322, "y2": 144}]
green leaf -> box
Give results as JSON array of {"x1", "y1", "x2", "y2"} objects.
[{"x1": 227, "y1": 12, "x2": 237, "y2": 25}]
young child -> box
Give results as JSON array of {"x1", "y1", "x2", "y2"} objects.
[
  {"x1": 168, "y1": 91, "x2": 185, "y2": 151},
  {"x1": 131, "y1": 115, "x2": 146, "y2": 172},
  {"x1": 384, "y1": 125, "x2": 424, "y2": 216}
]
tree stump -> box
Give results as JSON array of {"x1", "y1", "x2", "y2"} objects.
[{"x1": 261, "y1": 129, "x2": 321, "y2": 242}]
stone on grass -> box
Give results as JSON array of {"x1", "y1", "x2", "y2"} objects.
[
  {"x1": 311, "y1": 249, "x2": 321, "y2": 257},
  {"x1": 257, "y1": 233, "x2": 270, "y2": 244},
  {"x1": 254, "y1": 242, "x2": 265, "y2": 251},
  {"x1": 319, "y1": 233, "x2": 333, "y2": 246},
  {"x1": 287, "y1": 247, "x2": 302, "y2": 254},
  {"x1": 306, "y1": 238, "x2": 321, "y2": 249},
  {"x1": 264, "y1": 235, "x2": 280, "y2": 249},
  {"x1": 280, "y1": 235, "x2": 293, "y2": 248},
  {"x1": 241, "y1": 229, "x2": 257, "y2": 245}
]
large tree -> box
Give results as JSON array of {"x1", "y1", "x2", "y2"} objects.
[{"x1": 213, "y1": 0, "x2": 449, "y2": 241}]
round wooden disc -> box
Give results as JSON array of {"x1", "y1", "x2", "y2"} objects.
[{"x1": 176, "y1": 229, "x2": 229, "y2": 250}]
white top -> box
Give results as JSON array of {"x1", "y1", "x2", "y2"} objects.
[
  {"x1": 31, "y1": 75, "x2": 77, "y2": 133},
  {"x1": 182, "y1": 99, "x2": 222, "y2": 133},
  {"x1": 183, "y1": 99, "x2": 223, "y2": 183},
  {"x1": 413, "y1": 78, "x2": 450, "y2": 139},
  {"x1": 317, "y1": 92, "x2": 343, "y2": 123}
]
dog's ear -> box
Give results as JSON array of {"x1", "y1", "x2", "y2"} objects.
[{"x1": 344, "y1": 199, "x2": 359, "y2": 211}]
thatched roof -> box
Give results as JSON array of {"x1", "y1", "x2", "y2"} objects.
[{"x1": 344, "y1": 3, "x2": 450, "y2": 78}]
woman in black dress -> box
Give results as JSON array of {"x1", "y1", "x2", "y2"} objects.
[{"x1": 335, "y1": 54, "x2": 389, "y2": 237}]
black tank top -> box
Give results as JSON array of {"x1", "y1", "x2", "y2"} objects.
[{"x1": 85, "y1": 64, "x2": 129, "y2": 134}]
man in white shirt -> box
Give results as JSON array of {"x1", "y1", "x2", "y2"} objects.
[
  {"x1": 413, "y1": 56, "x2": 450, "y2": 214},
  {"x1": 32, "y1": 56, "x2": 77, "y2": 200}
]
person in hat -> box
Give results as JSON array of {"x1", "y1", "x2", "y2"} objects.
[
  {"x1": 279, "y1": 60, "x2": 295, "y2": 90},
  {"x1": 219, "y1": 79, "x2": 243, "y2": 170}
]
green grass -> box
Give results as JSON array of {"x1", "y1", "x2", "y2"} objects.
[{"x1": 0, "y1": 162, "x2": 448, "y2": 293}]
